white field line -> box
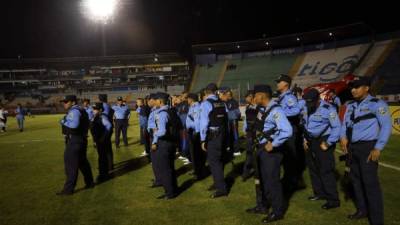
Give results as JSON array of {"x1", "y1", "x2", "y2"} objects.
[{"x1": 335, "y1": 149, "x2": 400, "y2": 172}]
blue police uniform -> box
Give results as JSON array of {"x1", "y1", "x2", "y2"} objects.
[
  {"x1": 226, "y1": 98, "x2": 241, "y2": 153},
  {"x1": 340, "y1": 94, "x2": 391, "y2": 225},
  {"x1": 200, "y1": 94, "x2": 228, "y2": 196},
  {"x1": 90, "y1": 111, "x2": 113, "y2": 181},
  {"x1": 186, "y1": 101, "x2": 206, "y2": 178},
  {"x1": 15, "y1": 106, "x2": 25, "y2": 131},
  {"x1": 332, "y1": 96, "x2": 342, "y2": 112},
  {"x1": 304, "y1": 100, "x2": 341, "y2": 207},
  {"x1": 242, "y1": 104, "x2": 258, "y2": 179},
  {"x1": 277, "y1": 89, "x2": 303, "y2": 189},
  {"x1": 137, "y1": 105, "x2": 150, "y2": 153},
  {"x1": 177, "y1": 101, "x2": 190, "y2": 158},
  {"x1": 147, "y1": 106, "x2": 162, "y2": 186},
  {"x1": 256, "y1": 100, "x2": 292, "y2": 218},
  {"x1": 112, "y1": 104, "x2": 130, "y2": 147},
  {"x1": 153, "y1": 105, "x2": 178, "y2": 198},
  {"x1": 84, "y1": 106, "x2": 94, "y2": 121},
  {"x1": 60, "y1": 104, "x2": 93, "y2": 194}
]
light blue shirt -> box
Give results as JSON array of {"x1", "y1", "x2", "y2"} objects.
[
  {"x1": 15, "y1": 107, "x2": 25, "y2": 120},
  {"x1": 304, "y1": 101, "x2": 341, "y2": 146},
  {"x1": 153, "y1": 105, "x2": 169, "y2": 144},
  {"x1": 84, "y1": 106, "x2": 94, "y2": 121},
  {"x1": 101, "y1": 114, "x2": 112, "y2": 132},
  {"x1": 61, "y1": 105, "x2": 81, "y2": 128},
  {"x1": 258, "y1": 101, "x2": 293, "y2": 147},
  {"x1": 277, "y1": 90, "x2": 300, "y2": 117},
  {"x1": 112, "y1": 104, "x2": 130, "y2": 120},
  {"x1": 340, "y1": 95, "x2": 392, "y2": 151},
  {"x1": 147, "y1": 107, "x2": 157, "y2": 133},
  {"x1": 186, "y1": 102, "x2": 201, "y2": 133}
]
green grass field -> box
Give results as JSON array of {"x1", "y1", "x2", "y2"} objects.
[{"x1": 1, "y1": 114, "x2": 400, "y2": 225}]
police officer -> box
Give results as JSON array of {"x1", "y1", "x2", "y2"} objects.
[
  {"x1": 186, "y1": 93, "x2": 206, "y2": 180},
  {"x1": 83, "y1": 99, "x2": 94, "y2": 121},
  {"x1": 99, "y1": 94, "x2": 112, "y2": 119},
  {"x1": 112, "y1": 96, "x2": 130, "y2": 148},
  {"x1": 340, "y1": 76, "x2": 391, "y2": 225},
  {"x1": 137, "y1": 98, "x2": 151, "y2": 157},
  {"x1": 147, "y1": 93, "x2": 162, "y2": 188},
  {"x1": 151, "y1": 92, "x2": 178, "y2": 199},
  {"x1": 90, "y1": 102, "x2": 113, "y2": 183},
  {"x1": 303, "y1": 88, "x2": 341, "y2": 209},
  {"x1": 252, "y1": 84, "x2": 292, "y2": 223},
  {"x1": 176, "y1": 92, "x2": 190, "y2": 163},
  {"x1": 329, "y1": 89, "x2": 341, "y2": 112},
  {"x1": 242, "y1": 90, "x2": 257, "y2": 181},
  {"x1": 275, "y1": 74, "x2": 303, "y2": 190},
  {"x1": 226, "y1": 89, "x2": 241, "y2": 156},
  {"x1": 200, "y1": 83, "x2": 228, "y2": 198},
  {"x1": 15, "y1": 103, "x2": 25, "y2": 132},
  {"x1": 57, "y1": 95, "x2": 94, "y2": 195}
]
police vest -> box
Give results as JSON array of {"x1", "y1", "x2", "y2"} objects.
[
  {"x1": 63, "y1": 108, "x2": 89, "y2": 136},
  {"x1": 255, "y1": 104, "x2": 279, "y2": 133},
  {"x1": 157, "y1": 108, "x2": 181, "y2": 142},
  {"x1": 90, "y1": 114, "x2": 106, "y2": 142},
  {"x1": 207, "y1": 98, "x2": 227, "y2": 128},
  {"x1": 245, "y1": 105, "x2": 258, "y2": 131}
]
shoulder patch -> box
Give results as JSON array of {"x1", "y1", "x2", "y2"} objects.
[
  {"x1": 329, "y1": 112, "x2": 337, "y2": 119},
  {"x1": 378, "y1": 106, "x2": 387, "y2": 115},
  {"x1": 273, "y1": 112, "x2": 280, "y2": 121},
  {"x1": 287, "y1": 97, "x2": 295, "y2": 106}
]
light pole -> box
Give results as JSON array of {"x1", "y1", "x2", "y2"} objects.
[{"x1": 82, "y1": 0, "x2": 118, "y2": 56}]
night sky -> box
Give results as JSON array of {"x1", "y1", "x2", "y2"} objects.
[{"x1": 1, "y1": 0, "x2": 399, "y2": 58}]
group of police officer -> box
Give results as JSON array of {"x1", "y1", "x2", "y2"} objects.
[{"x1": 57, "y1": 74, "x2": 391, "y2": 225}]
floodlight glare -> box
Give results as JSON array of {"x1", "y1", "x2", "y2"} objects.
[{"x1": 84, "y1": 0, "x2": 118, "y2": 23}]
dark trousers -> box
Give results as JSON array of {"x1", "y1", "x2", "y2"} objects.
[
  {"x1": 207, "y1": 131, "x2": 227, "y2": 194},
  {"x1": 258, "y1": 146, "x2": 284, "y2": 216},
  {"x1": 254, "y1": 148, "x2": 268, "y2": 209},
  {"x1": 228, "y1": 120, "x2": 240, "y2": 153},
  {"x1": 306, "y1": 137, "x2": 339, "y2": 204},
  {"x1": 243, "y1": 131, "x2": 255, "y2": 176},
  {"x1": 141, "y1": 126, "x2": 151, "y2": 156},
  {"x1": 140, "y1": 126, "x2": 145, "y2": 145},
  {"x1": 188, "y1": 130, "x2": 207, "y2": 178},
  {"x1": 63, "y1": 136, "x2": 93, "y2": 193},
  {"x1": 282, "y1": 133, "x2": 298, "y2": 188},
  {"x1": 95, "y1": 138, "x2": 109, "y2": 178},
  {"x1": 115, "y1": 119, "x2": 128, "y2": 146},
  {"x1": 154, "y1": 140, "x2": 178, "y2": 197},
  {"x1": 350, "y1": 141, "x2": 383, "y2": 225}
]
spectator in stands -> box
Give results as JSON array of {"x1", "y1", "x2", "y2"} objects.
[
  {"x1": 15, "y1": 104, "x2": 25, "y2": 132},
  {"x1": 0, "y1": 105, "x2": 8, "y2": 132}
]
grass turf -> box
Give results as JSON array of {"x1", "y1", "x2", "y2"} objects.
[{"x1": 0, "y1": 114, "x2": 400, "y2": 225}]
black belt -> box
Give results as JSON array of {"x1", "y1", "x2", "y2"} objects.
[{"x1": 351, "y1": 140, "x2": 377, "y2": 145}]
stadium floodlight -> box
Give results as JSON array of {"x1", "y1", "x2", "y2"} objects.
[
  {"x1": 329, "y1": 32, "x2": 333, "y2": 37},
  {"x1": 237, "y1": 45, "x2": 240, "y2": 49},
  {"x1": 83, "y1": 0, "x2": 118, "y2": 23},
  {"x1": 265, "y1": 41, "x2": 269, "y2": 46},
  {"x1": 296, "y1": 37, "x2": 300, "y2": 41},
  {"x1": 208, "y1": 47, "x2": 212, "y2": 51}
]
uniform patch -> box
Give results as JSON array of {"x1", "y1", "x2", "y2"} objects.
[
  {"x1": 378, "y1": 107, "x2": 387, "y2": 115},
  {"x1": 287, "y1": 98, "x2": 295, "y2": 106},
  {"x1": 329, "y1": 112, "x2": 336, "y2": 119}
]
